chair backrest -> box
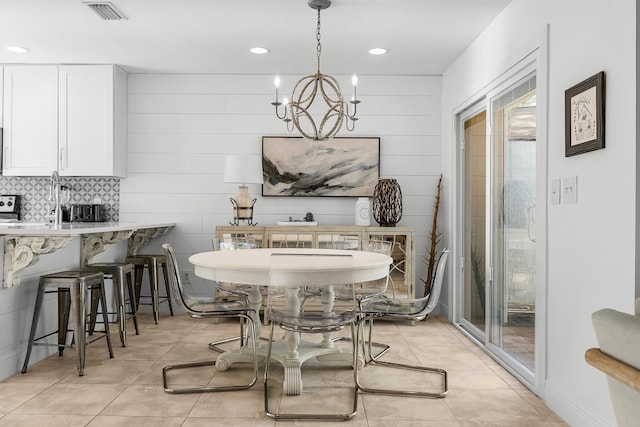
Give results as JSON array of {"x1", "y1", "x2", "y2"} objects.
[
  {"x1": 213, "y1": 236, "x2": 257, "y2": 251},
  {"x1": 423, "y1": 249, "x2": 450, "y2": 315},
  {"x1": 366, "y1": 239, "x2": 393, "y2": 256},
  {"x1": 331, "y1": 234, "x2": 359, "y2": 250},
  {"x1": 360, "y1": 239, "x2": 393, "y2": 294},
  {"x1": 162, "y1": 243, "x2": 193, "y2": 313},
  {"x1": 590, "y1": 308, "x2": 640, "y2": 426}
]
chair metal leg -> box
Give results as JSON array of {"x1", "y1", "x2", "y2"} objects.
[
  {"x1": 58, "y1": 289, "x2": 71, "y2": 356},
  {"x1": 133, "y1": 265, "x2": 144, "y2": 311},
  {"x1": 354, "y1": 315, "x2": 448, "y2": 398},
  {"x1": 148, "y1": 258, "x2": 160, "y2": 324},
  {"x1": 163, "y1": 313, "x2": 258, "y2": 394},
  {"x1": 126, "y1": 271, "x2": 139, "y2": 335},
  {"x1": 264, "y1": 322, "x2": 359, "y2": 421},
  {"x1": 97, "y1": 281, "x2": 115, "y2": 359},
  {"x1": 113, "y1": 269, "x2": 127, "y2": 346},
  {"x1": 332, "y1": 317, "x2": 390, "y2": 363},
  {"x1": 22, "y1": 280, "x2": 46, "y2": 373},
  {"x1": 160, "y1": 261, "x2": 174, "y2": 316},
  {"x1": 208, "y1": 316, "x2": 248, "y2": 353},
  {"x1": 70, "y1": 281, "x2": 87, "y2": 376}
]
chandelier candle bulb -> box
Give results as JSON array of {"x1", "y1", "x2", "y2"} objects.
[
  {"x1": 273, "y1": 76, "x2": 281, "y2": 105},
  {"x1": 351, "y1": 73, "x2": 359, "y2": 103}
]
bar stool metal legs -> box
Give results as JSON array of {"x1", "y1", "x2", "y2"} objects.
[
  {"x1": 84, "y1": 262, "x2": 139, "y2": 347},
  {"x1": 126, "y1": 255, "x2": 174, "y2": 324},
  {"x1": 22, "y1": 271, "x2": 114, "y2": 376}
]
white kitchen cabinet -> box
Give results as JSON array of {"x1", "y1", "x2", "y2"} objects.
[
  {"x1": 0, "y1": 66, "x2": 3, "y2": 128},
  {"x1": 2, "y1": 64, "x2": 127, "y2": 177},
  {"x1": 58, "y1": 65, "x2": 127, "y2": 177},
  {"x1": 2, "y1": 65, "x2": 58, "y2": 176}
]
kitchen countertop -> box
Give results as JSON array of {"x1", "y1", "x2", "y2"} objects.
[
  {"x1": 0, "y1": 222, "x2": 176, "y2": 236},
  {"x1": 1, "y1": 221, "x2": 176, "y2": 288}
]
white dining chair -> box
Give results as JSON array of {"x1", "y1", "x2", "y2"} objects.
[
  {"x1": 354, "y1": 248, "x2": 450, "y2": 398},
  {"x1": 263, "y1": 253, "x2": 359, "y2": 420},
  {"x1": 161, "y1": 243, "x2": 259, "y2": 394},
  {"x1": 208, "y1": 237, "x2": 257, "y2": 353}
]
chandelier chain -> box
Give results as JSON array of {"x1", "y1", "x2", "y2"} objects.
[{"x1": 316, "y1": 7, "x2": 322, "y2": 73}]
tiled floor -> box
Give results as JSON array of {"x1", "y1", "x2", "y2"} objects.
[{"x1": 0, "y1": 312, "x2": 568, "y2": 426}]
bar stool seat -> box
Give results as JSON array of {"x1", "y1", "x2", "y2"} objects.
[
  {"x1": 83, "y1": 262, "x2": 139, "y2": 346},
  {"x1": 125, "y1": 254, "x2": 174, "y2": 324},
  {"x1": 22, "y1": 270, "x2": 114, "y2": 377}
]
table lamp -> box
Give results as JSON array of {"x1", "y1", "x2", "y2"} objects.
[{"x1": 224, "y1": 154, "x2": 263, "y2": 226}]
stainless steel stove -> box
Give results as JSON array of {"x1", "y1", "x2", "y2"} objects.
[{"x1": 0, "y1": 195, "x2": 21, "y2": 221}]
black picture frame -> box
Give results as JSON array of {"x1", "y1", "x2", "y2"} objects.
[
  {"x1": 565, "y1": 71, "x2": 605, "y2": 157},
  {"x1": 262, "y1": 136, "x2": 380, "y2": 197}
]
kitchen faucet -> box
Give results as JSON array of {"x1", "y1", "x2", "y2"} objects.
[{"x1": 48, "y1": 170, "x2": 62, "y2": 227}]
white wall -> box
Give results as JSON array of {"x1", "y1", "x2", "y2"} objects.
[
  {"x1": 121, "y1": 74, "x2": 444, "y2": 296},
  {"x1": 442, "y1": 0, "x2": 635, "y2": 426}
]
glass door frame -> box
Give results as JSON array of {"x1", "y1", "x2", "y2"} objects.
[
  {"x1": 456, "y1": 100, "x2": 489, "y2": 344},
  {"x1": 451, "y1": 45, "x2": 548, "y2": 396}
]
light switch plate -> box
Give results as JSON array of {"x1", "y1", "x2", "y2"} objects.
[
  {"x1": 562, "y1": 176, "x2": 578, "y2": 204},
  {"x1": 551, "y1": 179, "x2": 560, "y2": 205}
]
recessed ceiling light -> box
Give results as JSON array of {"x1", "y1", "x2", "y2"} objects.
[
  {"x1": 368, "y1": 48, "x2": 387, "y2": 56},
  {"x1": 6, "y1": 45, "x2": 29, "y2": 54},
  {"x1": 250, "y1": 47, "x2": 270, "y2": 55}
]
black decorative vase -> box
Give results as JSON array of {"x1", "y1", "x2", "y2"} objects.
[{"x1": 372, "y1": 178, "x2": 403, "y2": 227}]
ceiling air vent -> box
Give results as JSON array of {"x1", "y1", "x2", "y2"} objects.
[{"x1": 84, "y1": 2, "x2": 127, "y2": 21}]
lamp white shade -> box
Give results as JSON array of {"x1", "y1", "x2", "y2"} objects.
[{"x1": 223, "y1": 154, "x2": 264, "y2": 184}]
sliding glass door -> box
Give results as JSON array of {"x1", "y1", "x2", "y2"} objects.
[
  {"x1": 489, "y1": 74, "x2": 537, "y2": 374},
  {"x1": 457, "y1": 70, "x2": 538, "y2": 385},
  {"x1": 461, "y1": 107, "x2": 487, "y2": 337}
]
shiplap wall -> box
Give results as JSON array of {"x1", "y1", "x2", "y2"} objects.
[{"x1": 121, "y1": 74, "x2": 442, "y2": 295}]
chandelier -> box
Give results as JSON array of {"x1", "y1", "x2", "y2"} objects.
[{"x1": 271, "y1": 0, "x2": 360, "y2": 142}]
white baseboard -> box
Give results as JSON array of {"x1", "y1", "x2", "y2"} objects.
[{"x1": 544, "y1": 379, "x2": 614, "y2": 427}]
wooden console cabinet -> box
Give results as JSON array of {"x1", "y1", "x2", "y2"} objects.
[{"x1": 216, "y1": 225, "x2": 416, "y2": 298}]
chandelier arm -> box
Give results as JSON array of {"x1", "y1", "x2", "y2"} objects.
[
  {"x1": 344, "y1": 116, "x2": 356, "y2": 132},
  {"x1": 286, "y1": 115, "x2": 294, "y2": 132},
  {"x1": 345, "y1": 101, "x2": 358, "y2": 119},
  {"x1": 274, "y1": 102, "x2": 289, "y2": 120}
]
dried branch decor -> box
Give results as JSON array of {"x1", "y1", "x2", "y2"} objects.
[{"x1": 422, "y1": 174, "x2": 442, "y2": 298}]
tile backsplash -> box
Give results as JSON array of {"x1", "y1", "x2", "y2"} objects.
[{"x1": 0, "y1": 177, "x2": 119, "y2": 222}]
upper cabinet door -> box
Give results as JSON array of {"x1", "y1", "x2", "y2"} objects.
[
  {"x1": 59, "y1": 65, "x2": 127, "y2": 177},
  {"x1": 0, "y1": 66, "x2": 3, "y2": 128},
  {"x1": 2, "y1": 65, "x2": 58, "y2": 176}
]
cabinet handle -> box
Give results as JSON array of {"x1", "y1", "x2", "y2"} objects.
[
  {"x1": 3, "y1": 147, "x2": 9, "y2": 170},
  {"x1": 59, "y1": 147, "x2": 65, "y2": 170}
]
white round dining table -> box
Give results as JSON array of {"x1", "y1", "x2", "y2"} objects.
[
  {"x1": 188, "y1": 247, "x2": 392, "y2": 395},
  {"x1": 189, "y1": 247, "x2": 392, "y2": 286}
]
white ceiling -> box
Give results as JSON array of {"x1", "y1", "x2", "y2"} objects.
[{"x1": 0, "y1": 0, "x2": 511, "y2": 75}]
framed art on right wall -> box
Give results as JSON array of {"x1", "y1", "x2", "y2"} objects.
[{"x1": 565, "y1": 71, "x2": 605, "y2": 157}]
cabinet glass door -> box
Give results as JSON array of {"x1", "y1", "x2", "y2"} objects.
[{"x1": 270, "y1": 231, "x2": 314, "y2": 248}]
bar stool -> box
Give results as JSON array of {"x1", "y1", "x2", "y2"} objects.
[
  {"x1": 22, "y1": 271, "x2": 114, "y2": 377},
  {"x1": 83, "y1": 262, "x2": 139, "y2": 347},
  {"x1": 125, "y1": 254, "x2": 174, "y2": 324}
]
